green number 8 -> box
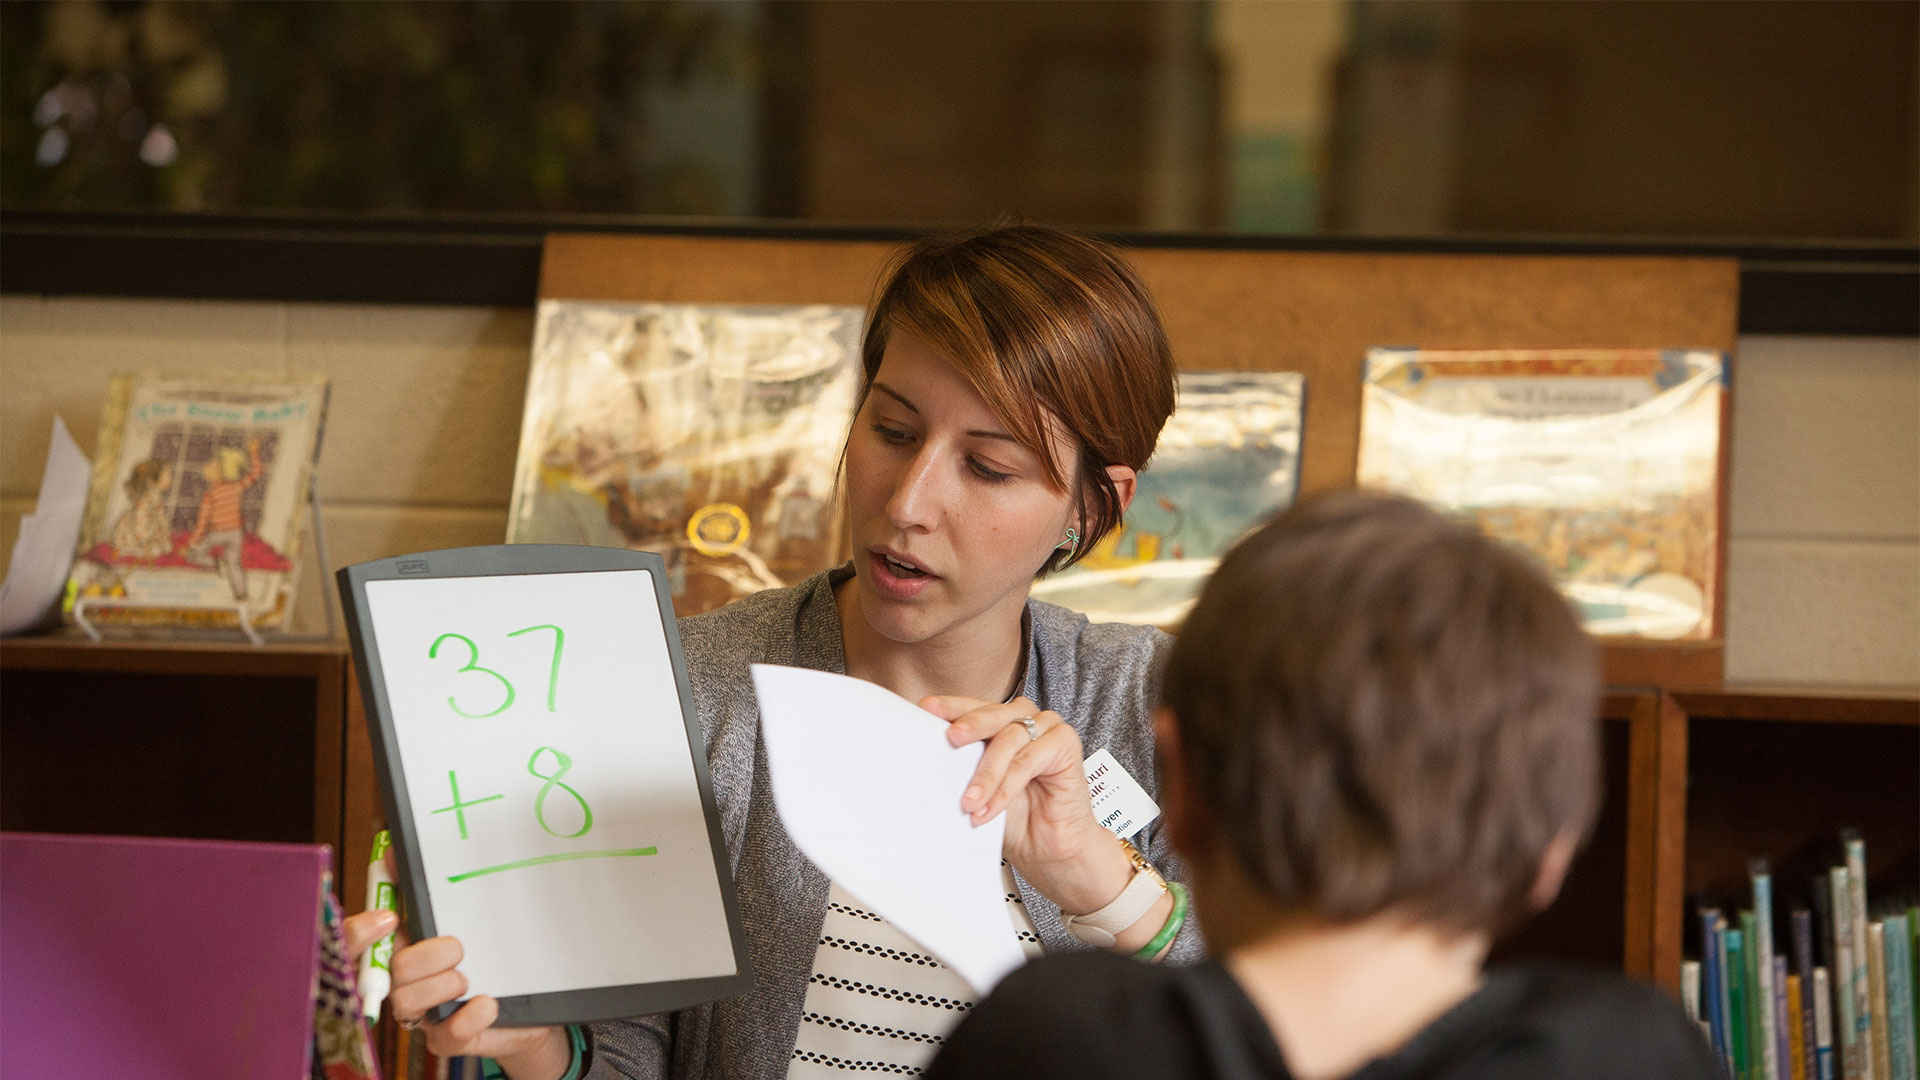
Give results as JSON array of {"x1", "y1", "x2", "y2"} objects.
[{"x1": 528, "y1": 745, "x2": 594, "y2": 839}]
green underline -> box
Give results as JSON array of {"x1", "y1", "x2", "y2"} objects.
[{"x1": 446, "y1": 847, "x2": 658, "y2": 883}]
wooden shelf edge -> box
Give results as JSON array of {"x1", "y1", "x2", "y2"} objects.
[
  {"x1": 1, "y1": 634, "x2": 346, "y2": 677},
  {"x1": 1669, "y1": 685, "x2": 1920, "y2": 725}
]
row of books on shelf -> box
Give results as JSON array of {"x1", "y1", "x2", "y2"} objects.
[{"x1": 1681, "y1": 830, "x2": 1917, "y2": 1080}]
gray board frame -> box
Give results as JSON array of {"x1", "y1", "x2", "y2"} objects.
[{"x1": 336, "y1": 543, "x2": 753, "y2": 1027}]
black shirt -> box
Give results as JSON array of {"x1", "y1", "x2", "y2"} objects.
[{"x1": 923, "y1": 952, "x2": 1725, "y2": 1080}]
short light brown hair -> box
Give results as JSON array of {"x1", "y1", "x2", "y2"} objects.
[
  {"x1": 859, "y1": 224, "x2": 1176, "y2": 572},
  {"x1": 1162, "y1": 490, "x2": 1601, "y2": 936}
]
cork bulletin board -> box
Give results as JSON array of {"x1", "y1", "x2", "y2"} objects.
[{"x1": 538, "y1": 232, "x2": 1739, "y2": 686}]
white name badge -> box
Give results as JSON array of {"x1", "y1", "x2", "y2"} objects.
[{"x1": 1083, "y1": 748, "x2": 1160, "y2": 839}]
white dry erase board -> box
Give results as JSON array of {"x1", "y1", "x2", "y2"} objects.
[{"x1": 338, "y1": 545, "x2": 750, "y2": 1026}]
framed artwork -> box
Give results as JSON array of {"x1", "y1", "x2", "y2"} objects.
[
  {"x1": 1031, "y1": 371, "x2": 1305, "y2": 626},
  {"x1": 508, "y1": 301, "x2": 864, "y2": 615},
  {"x1": 1357, "y1": 348, "x2": 1726, "y2": 641},
  {"x1": 63, "y1": 373, "x2": 330, "y2": 632}
]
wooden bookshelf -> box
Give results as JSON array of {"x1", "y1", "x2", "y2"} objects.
[
  {"x1": 0, "y1": 633, "x2": 355, "y2": 890},
  {"x1": 1649, "y1": 686, "x2": 1917, "y2": 994}
]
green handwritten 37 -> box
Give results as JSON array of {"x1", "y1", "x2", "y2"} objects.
[{"x1": 427, "y1": 624, "x2": 566, "y2": 718}]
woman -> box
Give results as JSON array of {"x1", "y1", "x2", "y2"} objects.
[{"x1": 347, "y1": 224, "x2": 1199, "y2": 1079}]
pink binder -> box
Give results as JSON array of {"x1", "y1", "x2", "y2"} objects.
[{"x1": 1, "y1": 832, "x2": 339, "y2": 1079}]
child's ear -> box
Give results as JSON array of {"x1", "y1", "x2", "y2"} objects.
[
  {"x1": 1153, "y1": 706, "x2": 1211, "y2": 862},
  {"x1": 1525, "y1": 830, "x2": 1581, "y2": 913}
]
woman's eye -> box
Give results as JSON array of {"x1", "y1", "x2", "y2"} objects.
[
  {"x1": 870, "y1": 422, "x2": 912, "y2": 445},
  {"x1": 968, "y1": 458, "x2": 1014, "y2": 483}
]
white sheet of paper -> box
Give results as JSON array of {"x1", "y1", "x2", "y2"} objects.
[
  {"x1": 750, "y1": 664, "x2": 1027, "y2": 995},
  {"x1": 1, "y1": 417, "x2": 92, "y2": 636}
]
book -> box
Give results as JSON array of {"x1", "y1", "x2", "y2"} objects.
[
  {"x1": 1720, "y1": 912, "x2": 1739, "y2": 1074},
  {"x1": 1780, "y1": 956, "x2": 1796, "y2": 1080},
  {"x1": 1872, "y1": 922, "x2": 1893, "y2": 1080},
  {"x1": 1734, "y1": 926, "x2": 1753, "y2": 1080},
  {"x1": 1356, "y1": 347, "x2": 1725, "y2": 641},
  {"x1": 62, "y1": 373, "x2": 329, "y2": 633},
  {"x1": 1910, "y1": 910, "x2": 1920, "y2": 1070},
  {"x1": 1794, "y1": 973, "x2": 1810, "y2": 1080},
  {"x1": 1885, "y1": 913, "x2": 1916, "y2": 1080},
  {"x1": 1705, "y1": 909, "x2": 1730, "y2": 1062},
  {"x1": 1847, "y1": 834, "x2": 1876, "y2": 1080},
  {"x1": 1029, "y1": 371, "x2": 1305, "y2": 625},
  {"x1": 1758, "y1": 862, "x2": 1782, "y2": 1080},
  {"x1": 0, "y1": 834, "x2": 376, "y2": 1079},
  {"x1": 1838, "y1": 866, "x2": 1862, "y2": 1080},
  {"x1": 1800, "y1": 910, "x2": 1823, "y2": 1080},
  {"x1": 507, "y1": 301, "x2": 865, "y2": 616},
  {"x1": 1686, "y1": 959, "x2": 1705, "y2": 1028},
  {"x1": 1821, "y1": 968, "x2": 1840, "y2": 1080}
]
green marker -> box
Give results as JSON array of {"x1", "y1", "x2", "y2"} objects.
[{"x1": 358, "y1": 830, "x2": 398, "y2": 1023}]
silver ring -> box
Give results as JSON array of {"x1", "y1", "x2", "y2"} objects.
[
  {"x1": 1015, "y1": 715, "x2": 1040, "y2": 742},
  {"x1": 397, "y1": 1014, "x2": 424, "y2": 1031}
]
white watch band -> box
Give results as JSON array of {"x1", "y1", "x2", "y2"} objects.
[{"x1": 1062, "y1": 861, "x2": 1167, "y2": 948}]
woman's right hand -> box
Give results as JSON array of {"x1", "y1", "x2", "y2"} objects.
[
  {"x1": 341, "y1": 846, "x2": 573, "y2": 1080},
  {"x1": 387, "y1": 936, "x2": 572, "y2": 1077}
]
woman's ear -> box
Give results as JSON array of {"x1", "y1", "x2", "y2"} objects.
[
  {"x1": 1154, "y1": 706, "x2": 1210, "y2": 863},
  {"x1": 1104, "y1": 464, "x2": 1138, "y2": 518},
  {"x1": 1525, "y1": 830, "x2": 1581, "y2": 913}
]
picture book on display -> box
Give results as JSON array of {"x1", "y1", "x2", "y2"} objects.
[
  {"x1": 1357, "y1": 348, "x2": 1724, "y2": 642},
  {"x1": 1030, "y1": 371, "x2": 1304, "y2": 626},
  {"x1": 62, "y1": 373, "x2": 329, "y2": 633},
  {"x1": 507, "y1": 301, "x2": 863, "y2": 616}
]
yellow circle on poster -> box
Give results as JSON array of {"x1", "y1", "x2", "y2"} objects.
[{"x1": 686, "y1": 503, "x2": 751, "y2": 557}]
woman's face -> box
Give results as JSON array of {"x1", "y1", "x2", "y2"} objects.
[{"x1": 842, "y1": 331, "x2": 1079, "y2": 647}]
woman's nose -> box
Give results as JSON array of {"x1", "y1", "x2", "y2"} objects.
[{"x1": 884, "y1": 449, "x2": 941, "y2": 531}]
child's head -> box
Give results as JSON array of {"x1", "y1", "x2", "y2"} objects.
[
  {"x1": 208, "y1": 445, "x2": 248, "y2": 483},
  {"x1": 1160, "y1": 489, "x2": 1599, "y2": 938},
  {"x1": 124, "y1": 459, "x2": 172, "y2": 499}
]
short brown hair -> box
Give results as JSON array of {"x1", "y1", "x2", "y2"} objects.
[
  {"x1": 1162, "y1": 490, "x2": 1601, "y2": 936},
  {"x1": 859, "y1": 224, "x2": 1176, "y2": 572}
]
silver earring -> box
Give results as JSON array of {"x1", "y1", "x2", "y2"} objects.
[{"x1": 1056, "y1": 527, "x2": 1080, "y2": 556}]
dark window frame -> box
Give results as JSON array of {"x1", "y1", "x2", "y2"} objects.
[{"x1": 2, "y1": 209, "x2": 1913, "y2": 336}]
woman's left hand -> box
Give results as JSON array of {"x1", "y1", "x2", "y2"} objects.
[{"x1": 921, "y1": 695, "x2": 1132, "y2": 917}]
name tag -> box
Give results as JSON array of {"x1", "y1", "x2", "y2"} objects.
[{"x1": 1083, "y1": 748, "x2": 1160, "y2": 839}]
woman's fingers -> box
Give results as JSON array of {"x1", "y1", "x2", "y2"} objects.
[
  {"x1": 976, "y1": 721, "x2": 1086, "y2": 824},
  {"x1": 341, "y1": 909, "x2": 398, "y2": 962},
  {"x1": 425, "y1": 995, "x2": 500, "y2": 1058},
  {"x1": 927, "y1": 695, "x2": 1041, "y2": 748},
  {"x1": 387, "y1": 966, "x2": 469, "y2": 1027},
  {"x1": 390, "y1": 936, "x2": 463, "y2": 985},
  {"x1": 962, "y1": 709, "x2": 1054, "y2": 813}
]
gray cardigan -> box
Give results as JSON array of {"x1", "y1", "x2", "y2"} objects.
[{"x1": 584, "y1": 566, "x2": 1201, "y2": 1079}]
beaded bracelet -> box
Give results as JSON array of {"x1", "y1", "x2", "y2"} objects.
[{"x1": 1133, "y1": 881, "x2": 1189, "y2": 963}]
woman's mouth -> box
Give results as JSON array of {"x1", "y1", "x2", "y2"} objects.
[
  {"x1": 881, "y1": 553, "x2": 926, "y2": 578},
  {"x1": 869, "y1": 549, "x2": 938, "y2": 598}
]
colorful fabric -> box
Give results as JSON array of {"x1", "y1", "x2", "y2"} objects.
[{"x1": 312, "y1": 877, "x2": 381, "y2": 1080}]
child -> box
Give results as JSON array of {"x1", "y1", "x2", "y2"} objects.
[
  {"x1": 108, "y1": 458, "x2": 176, "y2": 561},
  {"x1": 185, "y1": 437, "x2": 264, "y2": 600},
  {"x1": 926, "y1": 490, "x2": 1721, "y2": 1080}
]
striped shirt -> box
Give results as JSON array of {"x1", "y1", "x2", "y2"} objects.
[
  {"x1": 202, "y1": 481, "x2": 248, "y2": 532},
  {"x1": 788, "y1": 864, "x2": 1044, "y2": 1078}
]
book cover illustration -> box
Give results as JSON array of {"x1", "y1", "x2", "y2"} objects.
[
  {"x1": 1030, "y1": 371, "x2": 1305, "y2": 626},
  {"x1": 507, "y1": 301, "x2": 863, "y2": 615},
  {"x1": 62, "y1": 374, "x2": 329, "y2": 632},
  {"x1": 1356, "y1": 348, "x2": 1725, "y2": 641}
]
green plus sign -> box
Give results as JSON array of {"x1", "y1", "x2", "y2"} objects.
[{"x1": 431, "y1": 770, "x2": 504, "y2": 840}]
